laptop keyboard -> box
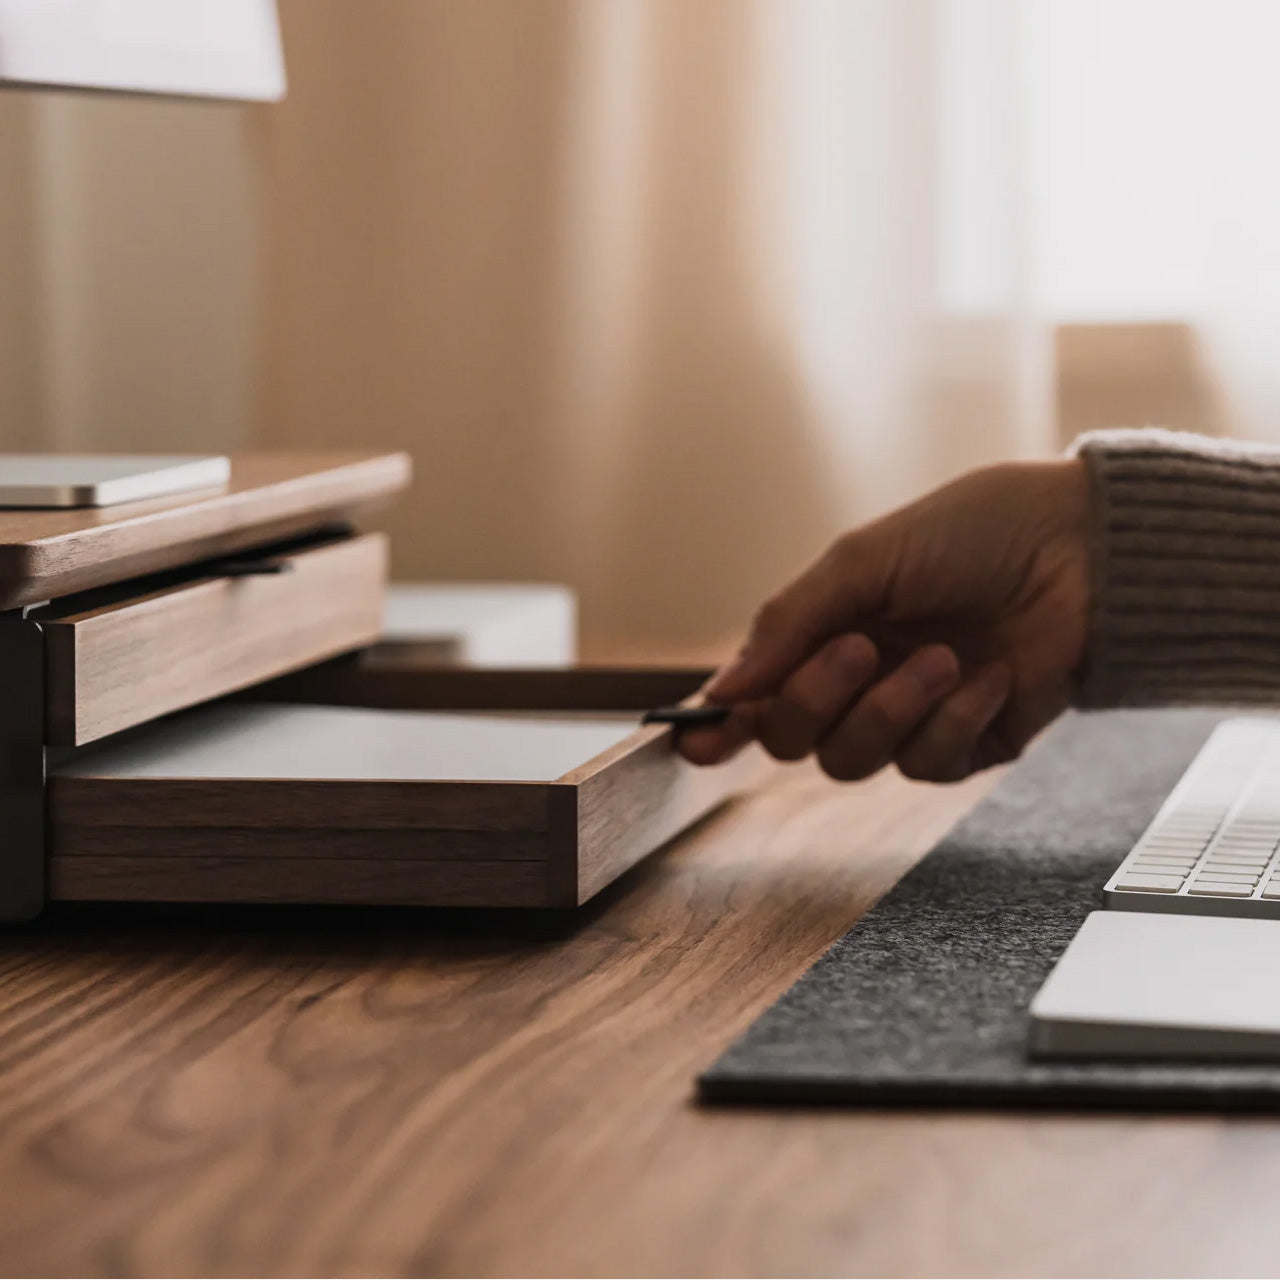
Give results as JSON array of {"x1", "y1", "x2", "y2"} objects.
[{"x1": 1104, "y1": 719, "x2": 1280, "y2": 917}]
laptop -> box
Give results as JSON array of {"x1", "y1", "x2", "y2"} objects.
[{"x1": 1031, "y1": 718, "x2": 1280, "y2": 1059}]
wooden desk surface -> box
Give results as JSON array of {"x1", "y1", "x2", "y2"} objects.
[{"x1": 3, "y1": 765, "x2": 1279, "y2": 1277}]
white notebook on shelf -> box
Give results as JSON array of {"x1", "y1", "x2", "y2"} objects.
[{"x1": 0, "y1": 455, "x2": 230, "y2": 508}]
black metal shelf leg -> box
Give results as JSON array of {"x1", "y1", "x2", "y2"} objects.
[{"x1": 0, "y1": 609, "x2": 44, "y2": 922}]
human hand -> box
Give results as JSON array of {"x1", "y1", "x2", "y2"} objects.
[{"x1": 679, "y1": 458, "x2": 1092, "y2": 782}]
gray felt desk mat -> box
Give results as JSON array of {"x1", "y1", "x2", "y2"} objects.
[{"x1": 700, "y1": 708, "x2": 1280, "y2": 1110}]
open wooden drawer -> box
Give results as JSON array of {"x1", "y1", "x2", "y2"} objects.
[
  {"x1": 46, "y1": 664, "x2": 769, "y2": 908},
  {"x1": 33, "y1": 532, "x2": 388, "y2": 746}
]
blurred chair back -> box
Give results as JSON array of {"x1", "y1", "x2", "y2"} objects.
[{"x1": 1055, "y1": 322, "x2": 1228, "y2": 446}]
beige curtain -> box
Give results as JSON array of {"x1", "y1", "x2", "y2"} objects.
[
  {"x1": 0, "y1": 1, "x2": 1047, "y2": 650},
  {"x1": 0, "y1": 92, "x2": 260, "y2": 455}
]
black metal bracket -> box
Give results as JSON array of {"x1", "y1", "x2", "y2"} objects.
[{"x1": 0, "y1": 607, "x2": 44, "y2": 922}]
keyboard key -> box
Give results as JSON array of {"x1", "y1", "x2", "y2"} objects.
[
  {"x1": 1262, "y1": 882, "x2": 1280, "y2": 899},
  {"x1": 1188, "y1": 881, "x2": 1256, "y2": 897},
  {"x1": 1196, "y1": 870, "x2": 1260, "y2": 882},
  {"x1": 1114, "y1": 873, "x2": 1185, "y2": 893},
  {"x1": 1130, "y1": 863, "x2": 1192, "y2": 878}
]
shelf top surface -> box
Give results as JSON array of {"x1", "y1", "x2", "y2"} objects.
[{"x1": 0, "y1": 451, "x2": 411, "y2": 607}]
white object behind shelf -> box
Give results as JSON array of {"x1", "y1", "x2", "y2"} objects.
[{"x1": 382, "y1": 583, "x2": 577, "y2": 668}]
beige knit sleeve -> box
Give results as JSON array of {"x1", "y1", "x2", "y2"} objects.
[{"x1": 1073, "y1": 427, "x2": 1280, "y2": 708}]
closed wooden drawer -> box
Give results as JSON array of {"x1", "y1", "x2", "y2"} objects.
[
  {"x1": 47, "y1": 666, "x2": 770, "y2": 908},
  {"x1": 38, "y1": 533, "x2": 388, "y2": 746}
]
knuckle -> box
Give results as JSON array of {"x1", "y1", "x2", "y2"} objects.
[
  {"x1": 829, "y1": 529, "x2": 863, "y2": 563},
  {"x1": 858, "y1": 695, "x2": 905, "y2": 745},
  {"x1": 750, "y1": 596, "x2": 789, "y2": 641},
  {"x1": 935, "y1": 701, "x2": 985, "y2": 744},
  {"x1": 822, "y1": 632, "x2": 876, "y2": 684}
]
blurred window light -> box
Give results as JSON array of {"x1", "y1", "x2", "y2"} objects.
[
  {"x1": 940, "y1": 0, "x2": 1280, "y2": 321},
  {"x1": 937, "y1": 0, "x2": 1023, "y2": 314}
]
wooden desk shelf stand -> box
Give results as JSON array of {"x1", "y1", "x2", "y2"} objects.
[{"x1": 0, "y1": 451, "x2": 758, "y2": 918}]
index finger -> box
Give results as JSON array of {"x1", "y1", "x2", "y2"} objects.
[
  {"x1": 705, "y1": 534, "x2": 890, "y2": 703},
  {"x1": 675, "y1": 701, "x2": 761, "y2": 766}
]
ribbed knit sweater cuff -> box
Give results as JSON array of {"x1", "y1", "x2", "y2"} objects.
[{"x1": 1072, "y1": 428, "x2": 1280, "y2": 708}]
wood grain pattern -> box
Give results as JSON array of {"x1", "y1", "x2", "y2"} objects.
[
  {"x1": 0, "y1": 451, "x2": 410, "y2": 607},
  {"x1": 49, "y1": 826, "x2": 552, "y2": 863},
  {"x1": 47, "y1": 855, "x2": 552, "y2": 907},
  {"x1": 13, "y1": 765, "x2": 1256, "y2": 1278},
  {"x1": 561, "y1": 722, "x2": 773, "y2": 904},
  {"x1": 46, "y1": 670, "x2": 760, "y2": 907},
  {"x1": 50, "y1": 776, "x2": 552, "y2": 833},
  {"x1": 40, "y1": 533, "x2": 389, "y2": 745}
]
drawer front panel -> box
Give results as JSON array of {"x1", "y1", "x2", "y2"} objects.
[
  {"x1": 43, "y1": 533, "x2": 388, "y2": 745},
  {"x1": 49, "y1": 855, "x2": 551, "y2": 907},
  {"x1": 45, "y1": 668, "x2": 771, "y2": 910}
]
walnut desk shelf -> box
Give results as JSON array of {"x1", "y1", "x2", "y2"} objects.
[{"x1": 0, "y1": 452, "x2": 763, "y2": 921}]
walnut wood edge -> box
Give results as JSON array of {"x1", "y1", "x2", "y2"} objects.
[
  {"x1": 564, "y1": 733, "x2": 773, "y2": 906},
  {"x1": 0, "y1": 451, "x2": 411, "y2": 608},
  {"x1": 48, "y1": 854, "x2": 553, "y2": 907},
  {"x1": 48, "y1": 777, "x2": 553, "y2": 834}
]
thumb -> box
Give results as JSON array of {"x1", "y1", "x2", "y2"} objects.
[{"x1": 706, "y1": 535, "x2": 887, "y2": 702}]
